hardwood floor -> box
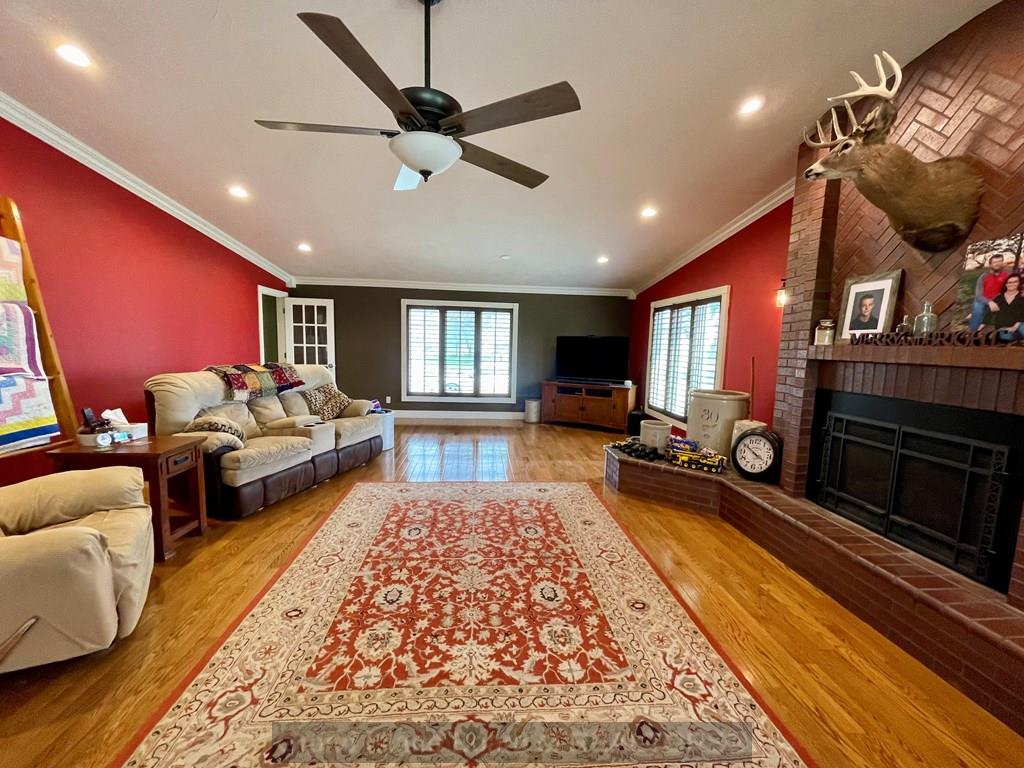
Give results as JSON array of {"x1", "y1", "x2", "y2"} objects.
[{"x1": 1, "y1": 424, "x2": 1022, "y2": 767}]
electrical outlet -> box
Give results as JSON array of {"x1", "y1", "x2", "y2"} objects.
[{"x1": 385, "y1": 395, "x2": 392, "y2": 404}]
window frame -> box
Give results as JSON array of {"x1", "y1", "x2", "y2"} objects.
[
  {"x1": 400, "y1": 298, "x2": 519, "y2": 404},
  {"x1": 644, "y1": 285, "x2": 730, "y2": 430}
]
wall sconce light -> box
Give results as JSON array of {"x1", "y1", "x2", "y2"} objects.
[{"x1": 776, "y1": 279, "x2": 789, "y2": 308}]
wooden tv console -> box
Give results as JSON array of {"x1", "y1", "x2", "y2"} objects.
[{"x1": 541, "y1": 380, "x2": 636, "y2": 431}]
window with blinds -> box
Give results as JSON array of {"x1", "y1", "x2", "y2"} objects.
[
  {"x1": 403, "y1": 301, "x2": 517, "y2": 401},
  {"x1": 646, "y1": 292, "x2": 725, "y2": 423}
]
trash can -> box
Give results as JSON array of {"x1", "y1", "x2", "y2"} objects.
[
  {"x1": 524, "y1": 399, "x2": 542, "y2": 423},
  {"x1": 627, "y1": 409, "x2": 645, "y2": 436},
  {"x1": 378, "y1": 409, "x2": 395, "y2": 451},
  {"x1": 688, "y1": 390, "x2": 750, "y2": 457}
]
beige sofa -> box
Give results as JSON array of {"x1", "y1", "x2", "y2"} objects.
[
  {"x1": 0, "y1": 467, "x2": 154, "y2": 673},
  {"x1": 144, "y1": 364, "x2": 382, "y2": 518}
]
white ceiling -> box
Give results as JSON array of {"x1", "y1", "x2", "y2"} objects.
[{"x1": 0, "y1": 0, "x2": 998, "y2": 291}]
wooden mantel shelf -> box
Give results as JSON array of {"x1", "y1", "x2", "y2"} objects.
[{"x1": 808, "y1": 344, "x2": 1024, "y2": 371}]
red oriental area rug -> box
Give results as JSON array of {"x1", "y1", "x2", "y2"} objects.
[{"x1": 113, "y1": 483, "x2": 815, "y2": 767}]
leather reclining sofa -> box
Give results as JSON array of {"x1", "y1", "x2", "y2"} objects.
[{"x1": 144, "y1": 364, "x2": 382, "y2": 518}]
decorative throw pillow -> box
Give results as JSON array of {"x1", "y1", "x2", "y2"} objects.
[
  {"x1": 301, "y1": 384, "x2": 353, "y2": 421},
  {"x1": 181, "y1": 416, "x2": 246, "y2": 444}
]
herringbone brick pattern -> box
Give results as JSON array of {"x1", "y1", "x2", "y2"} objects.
[{"x1": 830, "y1": 1, "x2": 1024, "y2": 328}]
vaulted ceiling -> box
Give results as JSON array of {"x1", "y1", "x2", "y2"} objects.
[{"x1": 0, "y1": 0, "x2": 998, "y2": 290}]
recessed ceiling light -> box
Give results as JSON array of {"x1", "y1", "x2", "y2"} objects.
[
  {"x1": 55, "y1": 43, "x2": 92, "y2": 68},
  {"x1": 297, "y1": 242, "x2": 312, "y2": 253},
  {"x1": 597, "y1": 255, "x2": 609, "y2": 264},
  {"x1": 228, "y1": 184, "x2": 250, "y2": 199},
  {"x1": 499, "y1": 254, "x2": 511, "y2": 261},
  {"x1": 739, "y1": 95, "x2": 765, "y2": 115},
  {"x1": 641, "y1": 206, "x2": 658, "y2": 219}
]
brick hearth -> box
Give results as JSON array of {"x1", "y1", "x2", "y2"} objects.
[{"x1": 604, "y1": 447, "x2": 1024, "y2": 733}]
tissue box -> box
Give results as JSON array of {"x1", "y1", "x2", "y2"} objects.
[{"x1": 118, "y1": 423, "x2": 149, "y2": 440}]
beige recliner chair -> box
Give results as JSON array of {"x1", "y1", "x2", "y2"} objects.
[{"x1": 0, "y1": 466, "x2": 154, "y2": 673}]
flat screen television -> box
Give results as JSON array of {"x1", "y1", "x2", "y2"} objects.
[{"x1": 555, "y1": 336, "x2": 630, "y2": 383}]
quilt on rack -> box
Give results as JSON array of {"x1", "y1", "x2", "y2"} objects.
[
  {"x1": 0, "y1": 236, "x2": 59, "y2": 455},
  {"x1": 0, "y1": 374, "x2": 59, "y2": 452},
  {"x1": 0, "y1": 236, "x2": 28, "y2": 301},
  {"x1": 0, "y1": 301, "x2": 44, "y2": 377}
]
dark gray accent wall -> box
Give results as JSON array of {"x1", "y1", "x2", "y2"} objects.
[
  {"x1": 261, "y1": 293, "x2": 279, "y2": 362},
  {"x1": 290, "y1": 285, "x2": 632, "y2": 411}
]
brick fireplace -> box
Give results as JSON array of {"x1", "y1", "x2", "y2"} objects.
[
  {"x1": 775, "y1": 0, "x2": 1024, "y2": 605},
  {"x1": 763, "y1": 0, "x2": 1024, "y2": 732},
  {"x1": 606, "y1": 0, "x2": 1024, "y2": 735}
]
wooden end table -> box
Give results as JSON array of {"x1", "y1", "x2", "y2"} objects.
[{"x1": 48, "y1": 435, "x2": 207, "y2": 562}]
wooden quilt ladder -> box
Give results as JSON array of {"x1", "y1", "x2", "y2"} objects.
[{"x1": 0, "y1": 196, "x2": 77, "y2": 457}]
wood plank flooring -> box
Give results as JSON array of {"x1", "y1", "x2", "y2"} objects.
[{"x1": 1, "y1": 424, "x2": 1021, "y2": 767}]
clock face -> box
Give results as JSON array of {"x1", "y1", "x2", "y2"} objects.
[{"x1": 735, "y1": 434, "x2": 775, "y2": 474}]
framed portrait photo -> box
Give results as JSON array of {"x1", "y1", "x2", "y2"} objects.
[{"x1": 838, "y1": 270, "x2": 902, "y2": 340}]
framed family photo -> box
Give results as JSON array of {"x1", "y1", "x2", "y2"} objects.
[
  {"x1": 838, "y1": 270, "x2": 902, "y2": 340},
  {"x1": 952, "y1": 233, "x2": 1022, "y2": 333}
]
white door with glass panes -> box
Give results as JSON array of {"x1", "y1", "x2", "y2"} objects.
[{"x1": 284, "y1": 298, "x2": 336, "y2": 377}]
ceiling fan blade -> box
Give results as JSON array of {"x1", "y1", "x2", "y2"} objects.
[
  {"x1": 297, "y1": 12, "x2": 423, "y2": 130},
  {"x1": 255, "y1": 120, "x2": 399, "y2": 137},
  {"x1": 456, "y1": 140, "x2": 548, "y2": 189},
  {"x1": 439, "y1": 81, "x2": 580, "y2": 138},
  {"x1": 394, "y1": 165, "x2": 422, "y2": 191}
]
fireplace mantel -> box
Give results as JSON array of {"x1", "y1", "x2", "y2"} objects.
[{"x1": 808, "y1": 344, "x2": 1024, "y2": 370}]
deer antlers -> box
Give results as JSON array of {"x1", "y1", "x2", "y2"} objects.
[
  {"x1": 804, "y1": 51, "x2": 903, "y2": 149},
  {"x1": 804, "y1": 100, "x2": 861, "y2": 149},
  {"x1": 829, "y1": 51, "x2": 903, "y2": 103}
]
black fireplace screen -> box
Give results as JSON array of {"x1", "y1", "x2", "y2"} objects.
[{"x1": 818, "y1": 412, "x2": 1009, "y2": 587}]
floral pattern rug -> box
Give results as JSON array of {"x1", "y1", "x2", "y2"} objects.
[{"x1": 114, "y1": 483, "x2": 814, "y2": 767}]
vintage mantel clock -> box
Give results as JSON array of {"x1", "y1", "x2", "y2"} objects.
[{"x1": 732, "y1": 428, "x2": 783, "y2": 482}]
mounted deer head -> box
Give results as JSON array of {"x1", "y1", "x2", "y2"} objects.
[{"x1": 803, "y1": 52, "x2": 984, "y2": 252}]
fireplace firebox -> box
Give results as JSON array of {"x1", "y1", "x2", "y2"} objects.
[{"x1": 810, "y1": 392, "x2": 1023, "y2": 592}]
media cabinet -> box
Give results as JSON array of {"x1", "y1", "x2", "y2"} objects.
[{"x1": 541, "y1": 380, "x2": 636, "y2": 432}]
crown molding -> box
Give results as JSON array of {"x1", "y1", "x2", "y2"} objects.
[
  {"x1": 633, "y1": 181, "x2": 795, "y2": 294},
  {"x1": 0, "y1": 91, "x2": 295, "y2": 287},
  {"x1": 294, "y1": 275, "x2": 636, "y2": 299}
]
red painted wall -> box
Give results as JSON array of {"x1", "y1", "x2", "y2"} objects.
[
  {"x1": 630, "y1": 200, "x2": 792, "y2": 428},
  {"x1": 0, "y1": 118, "x2": 286, "y2": 484}
]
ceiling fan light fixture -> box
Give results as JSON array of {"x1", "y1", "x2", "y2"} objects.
[{"x1": 389, "y1": 131, "x2": 462, "y2": 180}]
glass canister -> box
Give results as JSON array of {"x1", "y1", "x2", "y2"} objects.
[
  {"x1": 814, "y1": 318, "x2": 835, "y2": 345},
  {"x1": 895, "y1": 314, "x2": 912, "y2": 335},
  {"x1": 913, "y1": 302, "x2": 937, "y2": 336}
]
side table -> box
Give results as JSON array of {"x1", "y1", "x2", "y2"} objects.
[{"x1": 48, "y1": 435, "x2": 207, "y2": 562}]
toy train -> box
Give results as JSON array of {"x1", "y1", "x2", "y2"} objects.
[{"x1": 610, "y1": 434, "x2": 727, "y2": 474}]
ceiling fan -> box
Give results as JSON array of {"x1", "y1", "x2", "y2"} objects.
[{"x1": 256, "y1": 0, "x2": 581, "y2": 191}]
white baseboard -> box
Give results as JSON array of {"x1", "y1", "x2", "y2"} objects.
[{"x1": 392, "y1": 409, "x2": 526, "y2": 424}]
